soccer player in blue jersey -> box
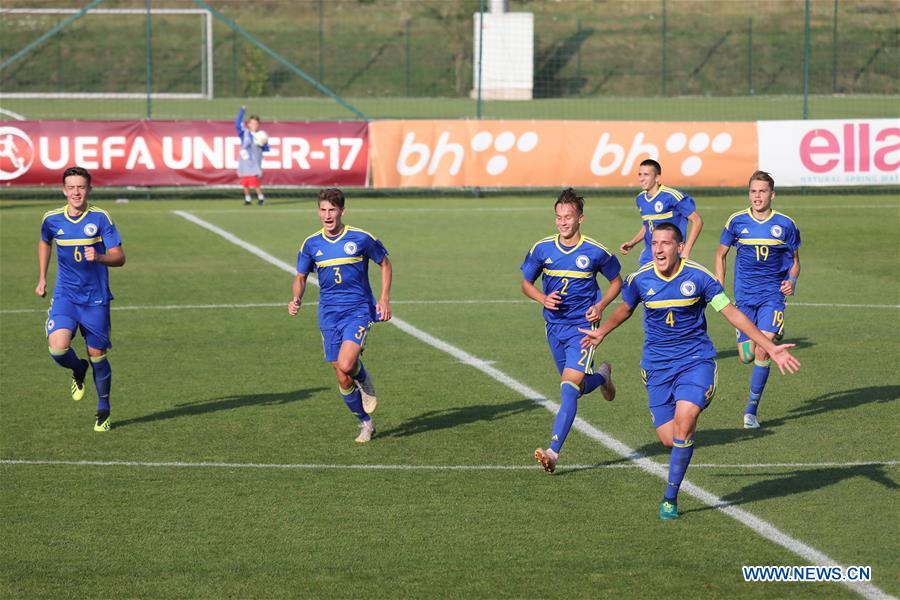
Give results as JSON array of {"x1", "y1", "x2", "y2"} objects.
[
  {"x1": 288, "y1": 188, "x2": 392, "y2": 443},
  {"x1": 35, "y1": 166, "x2": 125, "y2": 432},
  {"x1": 619, "y1": 159, "x2": 703, "y2": 264},
  {"x1": 580, "y1": 223, "x2": 800, "y2": 520},
  {"x1": 714, "y1": 170, "x2": 801, "y2": 429},
  {"x1": 236, "y1": 106, "x2": 270, "y2": 206},
  {"x1": 521, "y1": 188, "x2": 622, "y2": 473}
]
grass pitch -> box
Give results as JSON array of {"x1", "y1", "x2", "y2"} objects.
[{"x1": 1, "y1": 192, "x2": 898, "y2": 598}]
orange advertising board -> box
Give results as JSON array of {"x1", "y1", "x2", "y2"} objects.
[{"x1": 370, "y1": 120, "x2": 757, "y2": 188}]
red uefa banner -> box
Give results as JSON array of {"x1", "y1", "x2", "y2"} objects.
[{"x1": 0, "y1": 120, "x2": 368, "y2": 187}]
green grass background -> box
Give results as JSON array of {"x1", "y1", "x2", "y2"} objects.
[{"x1": 1, "y1": 193, "x2": 898, "y2": 598}]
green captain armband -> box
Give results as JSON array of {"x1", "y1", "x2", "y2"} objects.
[{"x1": 710, "y1": 292, "x2": 731, "y2": 312}]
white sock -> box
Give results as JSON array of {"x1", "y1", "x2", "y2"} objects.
[
  {"x1": 257, "y1": 193, "x2": 265, "y2": 201},
  {"x1": 244, "y1": 194, "x2": 251, "y2": 203}
]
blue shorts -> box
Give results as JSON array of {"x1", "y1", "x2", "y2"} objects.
[
  {"x1": 642, "y1": 359, "x2": 717, "y2": 428},
  {"x1": 546, "y1": 321, "x2": 597, "y2": 375},
  {"x1": 736, "y1": 301, "x2": 785, "y2": 343},
  {"x1": 320, "y1": 309, "x2": 373, "y2": 363},
  {"x1": 46, "y1": 297, "x2": 112, "y2": 350}
]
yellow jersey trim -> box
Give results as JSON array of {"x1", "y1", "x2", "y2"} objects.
[
  {"x1": 642, "y1": 211, "x2": 673, "y2": 221},
  {"x1": 63, "y1": 207, "x2": 90, "y2": 224},
  {"x1": 88, "y1": 206, "x2": 113, "y2": 224},
  {"x1": 41, "y1": 207, "x2": 67, "y2": 223},
  {"x1": 626, "y1": 263, "x2": 655, "y2": 285},
  {"x1": 748, "y1": 209, "x2": 776, "y2": 224},
  {"x1": 683, "y1": 259, "x2": 718, "y2": 280},
  {"x1": 321, "y1": 227, "x2": 349, "y2": 244},
  {"x1": 645, "y1": 297, "x2": 700, "y2": 309},
  {"x1": 582, "y1": 236, "x2": 612, "y2": 255},
  {"x1": 529, "y1": 236, "x2": 555, "y2": 255},
  {"x1": 316, "y1": 256, "x2": 363, "y2": 268},
  {"x1": 55, "y1": 237, "x2": 102, "y2": 246},
  {"x1": 724, "y1": 209, "x2": 748, "y2": 229},
  {"x1": 299, "y1": 231, "x2": 322, "y2": 253},
  {"x1": 660, "y1": 184, "x2": 684, "y2": 200},
  {"x1": 346, "y1": 225, "x2": 377, "y2": 240},
  {"x1": 737, "y1": 238, "x2": 784, "y2": 246},
  {"x1": 542, "y1": 268, "x2": 592, "y2": 279},
  {"x1": 554, "y1": 234, "x2": 584, "y2": 254},
  {"x1": 772, "y1": 210, "x2": 798, "y2": 227},
  {"x1": 653, "y1": 259, "x2": 685, "y2": 282}
]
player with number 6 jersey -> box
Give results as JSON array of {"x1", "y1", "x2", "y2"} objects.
[
  {"x1": 36, "y1": 166, "x2": 125, "y2": 432},
  {"x1": 289, "y1": 188, "x2": 392, "y2": 443},
  {"x1": 715, "y1": 170, "x2": 801, "y2": 429}
]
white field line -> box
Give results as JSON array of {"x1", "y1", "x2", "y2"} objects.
[
  {"x1": 3, "y1": 459, "x2": 897, "y2": 471},
  {"x1": 171, "y1": 209, "x2": 894, "y2": 600},
  {"x1": 3, "y1": 298, "x2": 898, "y2": 315}
]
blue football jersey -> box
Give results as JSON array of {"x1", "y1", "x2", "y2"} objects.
[
  {"x1": 296, "y1": 225, "x2": 388, "y2": 323},
  {"x1": 40, "y1": 205, "x2": 123, "y2": 305},
  {"x1": 720, "y1": 209, "x2": 801, "y2": 307},
  {"x1": 636, "y1": 185, "x2": 696, "y2": 260},
  {"x1": 622, "y1": 259, "x2": 730, "y2": 370},
  {"x1": 521, "y1": 234, "x2": 621, "y2": 325}
]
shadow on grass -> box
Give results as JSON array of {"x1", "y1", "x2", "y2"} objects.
[
  {"x1": 628, "y1": 384, "x2": 900, "y2": 459},
  {"x1": 115, "y1": 387, "x2": 328, "y2": 428},
  {"x1": 380, "y1": 398, "x2": 539, "y2": 438},
  {"x1": 715, "y1": 336, "x2": 815, "y2": 360},
  {"x1": 682, "y1": 464, "x2": 899, "y2": 515}
]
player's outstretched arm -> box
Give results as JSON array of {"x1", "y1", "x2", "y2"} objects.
[
  {"x1": 521, "y1": 279, "x2": 561, "y2": 311},
  {"x1": 289, "y1": 273, "x2": 307, "y2": 316},
  {"x1": 35, "y1": 239, "x2": 51, "y2": 297},
  {"x1": 720, "y1": 304, "x2": 800, "y2": 374},
  {"x1": 579, "y1": 301, "x2": 635, "y2": 348},
  {"x1": 682, "y1": 211, "x2": 703, "y2": 259},
  {"x1": 620, "y1": 226, "x2": 645, "y2": 255},
  {"x1": 586, "y1": 274, "x2": 623, "y2": 322},
  {"x1": 376, "y1": 256, "x2": 393, "y2": 322},
  {"x1": 713, "y1": 244, "x2": 730, "y2": 285}
]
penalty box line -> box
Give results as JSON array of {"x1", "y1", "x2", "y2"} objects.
[{"x1": 172, "y1": 210, "x2": 894, "y2": 600}]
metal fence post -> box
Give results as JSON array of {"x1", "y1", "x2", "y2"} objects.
[
  {"x1": 748, "y1": 17, "x2": 753, "y2": 95},
  {"x1": 318, "y1": 0, "x2": 324, "y2": 83},
  {"x1": 832, "y1": 0, "x2": 839, "y2": 92},
  {"x1": 476, "y1": 0, "x2": 484, "y2": 119},
  {"x1": 405, "y1": 18, "x2": 411, "y2": 97},
  {"x1": 146, "y1": 0, "x2": 152, "y2": 119},
  {"x1": 803, "y1": 0, "x2": 810, "y2": 119},
  {"x1": 661, "y1": 0, "x2": 667, "y2": 96}
]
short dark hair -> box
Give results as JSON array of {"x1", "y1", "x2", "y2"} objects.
[
  {"x1": 653, "y1": 222, "x2": 683, "y2": 244},
  {"x1": 318, "y1": 188, "x2": 345, "y2": 209},
  {"x1": 555, "y1": 187, "x2": 584, "y2": 215},
  {"x1": 748, "y1": 170, "x2": 775, "y2": 191},
  {"x1": 640, "y1": 159, "x2": 661, "y2": 176},
  {"x1": 248, "y1": 115, "x2": 261, "y2": 122},
  {"x1": 62, "y1": 166, "x2": 91, "y2": 187}
]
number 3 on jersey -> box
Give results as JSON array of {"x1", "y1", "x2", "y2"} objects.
[{"x1": 333, "y1": 266, "x2": 342, "y2": 284}]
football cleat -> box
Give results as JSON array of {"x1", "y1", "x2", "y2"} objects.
[
  {"x1": 743, "y1": 413, "x2": 760, "y2": 429},
  {"x1": 356, "y1": 372, "x2": 377, "y2": 414},
  {"x1": 71, "y1": 359, "x2": 89, "y2": 402},
  {"x1": 257, "y1": 198, "x2": 265, "y2": 206},
  {"x1": 243, "y1": 199, "x2": 252, "y2": 206},
  {"x1": 659, "y1": 500, "x2": 679, "y2": 520},
  {"x1": 534, "y1": 447, "x2": 558, "y2": 474},
  {"x1": 94, "y1": 413, "x2": 111, "y2": 432},
  {"x1": 596, "y1": 362, "x2": 616, "y2": 401},
  {"x1": 773, "y1": 328, "x2": 785, "y2": 342},
  {"x1": 355, "y1": 419, "x2": 375, "y2": 443}
]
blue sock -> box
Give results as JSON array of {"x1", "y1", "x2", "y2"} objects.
[
  {"x1": 746, "y1": 359, "x2": 771, "y2": 416},
  {"x1": 49, "y1": 347, "x2": 85, "y2": 375},
  {"x1": 340, "y1": 386, "x2": 370, "y2": 422},
  {"x1": 351, "y1": 360, "x2": 367, "y2": 383},
  {"x1": 664, "y1": 438, "x2": 695, "y2": 502},
  {"x1": 549, "y1": 382, "x2": 580, "y2": 453},
  {"x1": 91, "y1": 355, "x2": 112, "y2": 415},
  {"x1": 580, "y1": 372, "x2": 607, "y2": 396}
]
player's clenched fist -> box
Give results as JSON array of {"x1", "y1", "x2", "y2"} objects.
[
  {"x1": 84, "y1": 246, "x2": 97, "y2": 261},
  {"x1": 288, "y1": 298, "x2": 301, "y2": 316}
]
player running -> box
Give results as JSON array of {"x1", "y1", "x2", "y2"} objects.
[
  {"x1": 288, "y1": 188, "x2": 392, "y2": 443},
  {"x1": 521, "y1": 188, "x2": 621, "y2": 474},
  {"x1": 36, "y1": 166, "x2": 125, "y2": 432},
  {"x1": 714, "y1": 170, "x2": 801, "y2": 428},
  {"x1": 620, "y1": 159, "x2": 703, "y2": 265},
  {"x1": 580, "y1": 223, "x2": 800, "y2": 520}
]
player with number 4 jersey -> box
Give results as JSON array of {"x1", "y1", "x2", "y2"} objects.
[
  {"x1": 715, "y1": 171, "x2": 801, "y2": 429},
  {"x1": 289, "y1": 188, "x2": 392, "y2": 443}
]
